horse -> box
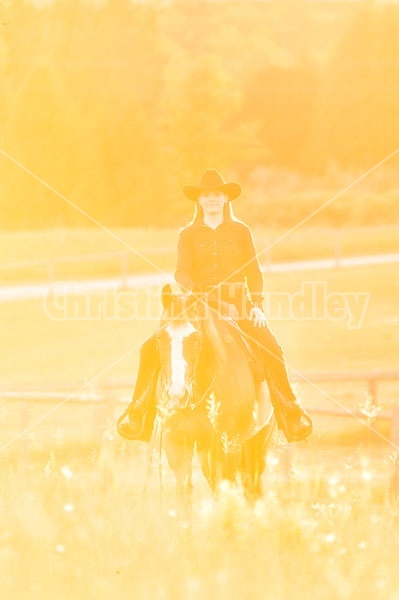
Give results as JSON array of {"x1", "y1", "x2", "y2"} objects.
[{"x1": 155, "y1": 284, "x2": 276, "y2": 501}]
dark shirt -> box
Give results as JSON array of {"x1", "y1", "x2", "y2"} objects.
[{"x1": 174, "y1": 218, "x2": 264, "y2": 311}]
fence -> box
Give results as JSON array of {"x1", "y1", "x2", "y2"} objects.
[
  {"x1": 3, "y1": 226, "x2": 398, "y2": 286},
  {"x1": 1, "y1": 369, "x2": 398, "y2": 453},
  {"x1": 0, "y1": 251, "x2": 140, "y2": 287},
  {"x1": 1, "y1": 373, "x2": 398, "y2": 495}
]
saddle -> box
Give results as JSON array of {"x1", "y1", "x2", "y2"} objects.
[
  {"x1": 220, "y1": 317, "x2": 275, "y2": 438},
  {"x1": 117, "y1": 304, "x2": 271, "y2": 443},
  {"x1": 221, "y1": 316, "x2": 266, "y2": 388}
]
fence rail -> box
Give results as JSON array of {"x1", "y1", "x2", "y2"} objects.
[
  {"x1": 2, "y1": 226, "x2": 398, "y2": 284},
  {"x1": 1, "y1": 370, "x2": 398, "y2": 492},
  {"x1": 1, "y1": 370, "x2": 398, "y2": 436}
]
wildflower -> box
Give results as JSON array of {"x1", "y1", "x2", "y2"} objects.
[
  {"x1": 359, "y1": 393, "x2": 381, "y2": 419},
  {"x1": 252, "y1": 401, "x2": 260, "y2": 425},
  {"x1": 267, "y1": 455, "x2": 279, "y2": 466},
  {"x1": 207, "y1": 393, "x2": 220, "y2": 429},
  {"x1": 221, "y1": 432, "x2": 241, "y2": 454},
  {"x1": 60, "y1": 466, "x2": 73, "y2": 480}
]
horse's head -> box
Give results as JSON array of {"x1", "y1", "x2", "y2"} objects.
[{"x1": 156, "y1": 285, "x2": 202, "y2": 409}]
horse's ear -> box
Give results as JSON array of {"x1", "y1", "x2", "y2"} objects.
[
  {"x1": 186, "y1": 293, "x2": 196, "y2": 310},
  {"x1": 186, "y1": 293, "x2": 201, "y2": 317},
  {"x1": 161, "y1": 284, "x2": 173, "y2": 310}
]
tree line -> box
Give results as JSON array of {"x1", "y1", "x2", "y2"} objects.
[{"x1": 0, "y1": 0, "x2": 398, "y2": 229}]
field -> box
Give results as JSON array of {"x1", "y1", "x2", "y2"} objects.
[
  {"x1": 0, "y1": 439, "x2": 398, "y2": 600},
  {"x1": 0, "y1": 227, "x2": 398, "y2": 599},
  {"x1": 1, "y1": 224, "x2": 398, "y2": 283},
  {"x1": 2, "y1": 0, "x2": 399, "y2": 592}
]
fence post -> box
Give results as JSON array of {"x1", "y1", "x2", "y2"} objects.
[
  {"x1": 334, "y1": 229, "x2": 342, "y2": 268},
  {"x1": 367, "y1": 378, "x2": 378, "y2": 408},
  {"x1": 264, "y1": 237, "x2": 272, "y2": 273},
  {"x1": 47, "y1": 261, "x2": 55, "y2": 282},
  {"x1": 281, "y1": 443, "x2": 294, "y2": 490},
  {"x1": 19, "y1": 400, "x2": 31, "y2": 468},
  {"x1": 391, "y1": 405, "x2": 399, "y2": 500},
  {"x1": 120, "y1": 253, "x2": 128, "y2": 289}
]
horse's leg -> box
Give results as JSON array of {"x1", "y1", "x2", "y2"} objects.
[
  {"x1": 241, "y1": 431, "x2": 264, "y2": 500},
  {"x1": 199, "y1": 440, "x2": 231, "y2": 494},
  {"x1": 199, "y1": 441, "x2": 241, "y2": 494},
  {"x1": 198, "y1": 447, "x2": 216, "y2": 492},
  {"x1": 163, "y1": 434, "x2": 194, "y2": 506},
  {"x1": 241, "y1": 419, "x2": 276, "y2": 501},
  {"x1": 221, "y1": 443, "x2": 242, "y2": 486}
]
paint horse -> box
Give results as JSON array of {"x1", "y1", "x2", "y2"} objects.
[{"x1": 155, "y1": 284, "x2": 275, "y2": 500}]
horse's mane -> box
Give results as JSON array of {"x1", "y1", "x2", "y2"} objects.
[
  {"x1": 201, "y1": 307, "x2": 230, "y2": 367},
  {"x1": 159, "y1": 295, "x2": 189, "y2": 327},
  {"x1": 201, "y1": 307, "x2": 251, "y2": 379},
  {"x1": 200, "y1": 306, "x2": 258, "y2": 435},
  {"x1": 159, "y1": 293, "x2": 251, "y2": 388},
  {"x1": 159, "y1": 294, "x2": 257, "y2": 435}
]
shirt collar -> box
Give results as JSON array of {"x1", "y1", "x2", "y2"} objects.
[{"x1": 201, "y1": 220, "x2": 229, "y2": 231}]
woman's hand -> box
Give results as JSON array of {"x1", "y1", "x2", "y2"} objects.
[{"x1": 249, "y1": 306, "x2": 267, "y2": 328}]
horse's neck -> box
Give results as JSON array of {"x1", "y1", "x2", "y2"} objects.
[
  {"x1": 197, "y1": 318, "x2": 258, "y2": 435},
  {"x1": 195, "y1": 333, "x2": 216, "y2": 387},
  {"x1": 195, "y1": 316, "x2": 236, "y2": 393},
  {"x1": 202, "y1": 314, "x2": 229, "y2": 365}
]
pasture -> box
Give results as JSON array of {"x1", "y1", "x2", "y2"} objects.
[
  {"x1": 0, "y1": 231, "x2": 398, "y2": 599},
  {"x1": 0, "y1": 437, "x2": 398, "y2": 599},
  {"x1": 1, "y1": 224, "x2": 398, "y2": 282}
]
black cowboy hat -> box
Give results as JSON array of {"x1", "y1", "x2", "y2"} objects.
[{"x1": 183, "y1": 169, "x2": 241, "y2": 202}]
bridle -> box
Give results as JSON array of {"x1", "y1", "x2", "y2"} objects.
[{"x1": 156, "y1": 322, "x2": 213, "y2": 412}]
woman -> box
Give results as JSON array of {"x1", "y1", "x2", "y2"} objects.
[{"x1": 119, "y1": 169, "x2": 312, "y2": 443}]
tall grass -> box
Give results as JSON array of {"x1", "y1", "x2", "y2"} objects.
[
  {"x1": 0, "y1": 232, "x2": 397, "y2": 598},
  {"x1": 0, "y1": 436, "x2": 398, "y2": 600}
]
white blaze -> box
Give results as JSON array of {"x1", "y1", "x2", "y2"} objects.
[{"x1": 166, "y1": 322, "x2": 196, "y2": 399}]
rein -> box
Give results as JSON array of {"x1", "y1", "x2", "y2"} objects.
[{"x1": 187, "y1": 373, "x2": 216, "y2": 412}]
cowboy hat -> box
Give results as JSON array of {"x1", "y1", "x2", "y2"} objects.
[{"x1": 183, "y1": 169, "x2": 241, "y2": 202}]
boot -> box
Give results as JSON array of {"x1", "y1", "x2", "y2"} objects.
[
  {"x1": 269, "y1": 382, "x2": 312, "y2": 442},
  {"x1": 234, "y1": 318, "x2": 312, "y2": 442},
  {"x1": 117, "y1": 367, "x2": 159, "y2": 441}
]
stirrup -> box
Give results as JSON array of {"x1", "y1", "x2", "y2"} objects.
[
  {"x1": 275, "y1": 407, "x2": 313, "y2": 443},
  {"x1": 117, "y1": 408, "x2": 144, "y2": 441},
  {"x1": 117, "y1": 367, "x2": 159, "y2": 441},
  {"x1": 116, "y1": 383, "x2": 154, "y2": 441}
]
